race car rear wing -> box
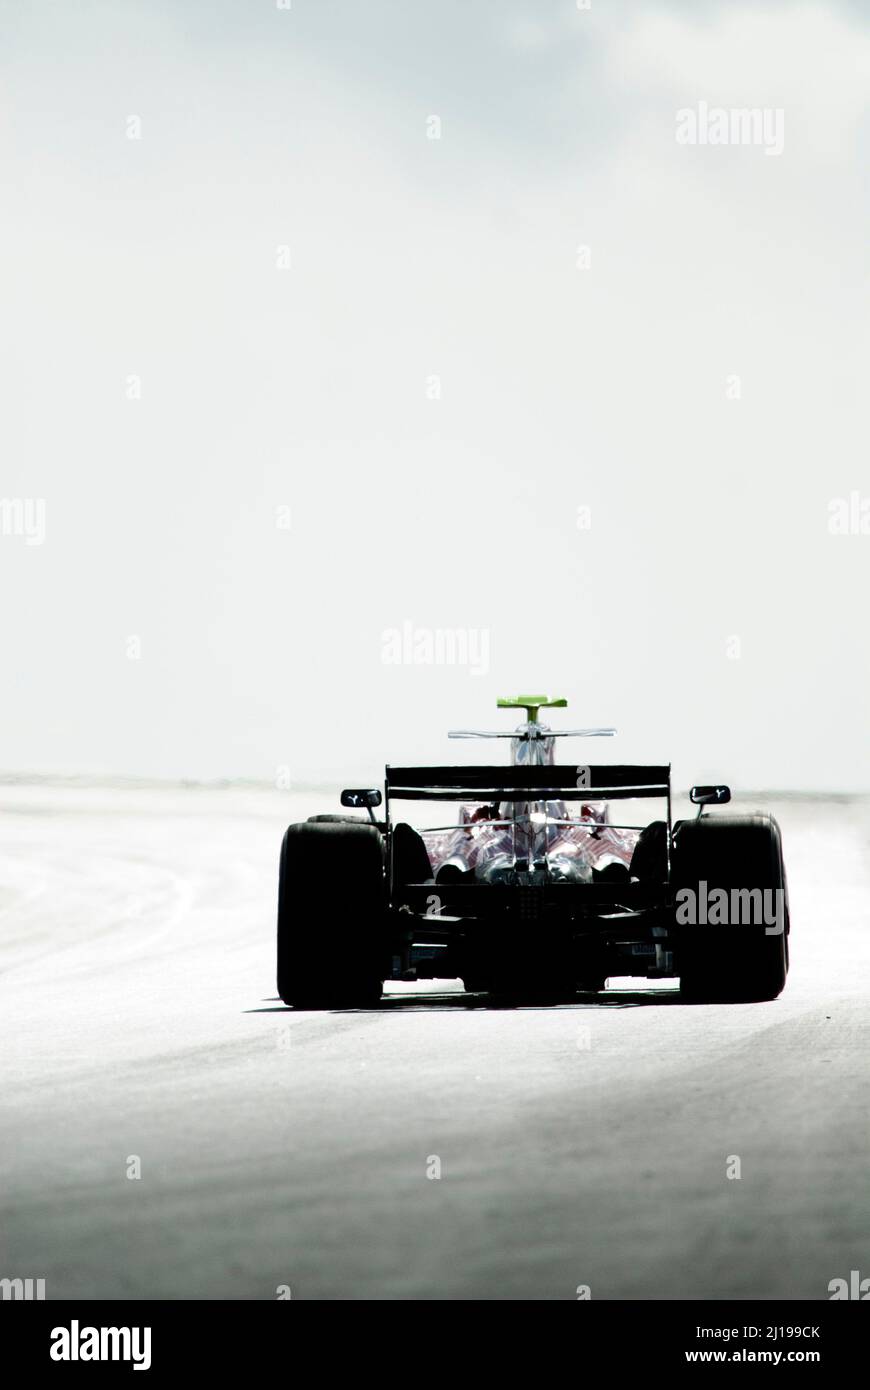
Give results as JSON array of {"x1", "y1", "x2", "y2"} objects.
[{"x1": 386, "y1": 764, "x2": 669, "y2": 800}]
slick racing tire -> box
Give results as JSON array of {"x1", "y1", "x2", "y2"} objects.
[
  {"x1": 307, "y1": 814, "x2": 369, "y2": 824},
  {"x1": 672, "y1": 814, "x2": 789, "y2": 1003},
  {"x1": 277, "y1": 821, "x2": 387, "y2": 1009}
]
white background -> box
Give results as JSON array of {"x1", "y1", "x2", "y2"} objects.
[{"x1": 1, "y1": 0, "x2": 868, "y2": 790}]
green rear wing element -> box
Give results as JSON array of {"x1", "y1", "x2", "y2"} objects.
[{"x1": 496, "y1": 695, "x2": 567, "y2": 724}]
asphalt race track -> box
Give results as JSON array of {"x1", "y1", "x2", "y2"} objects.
[{"x1": 1, "y1": 784, "x2": 868, "y2": 1300}]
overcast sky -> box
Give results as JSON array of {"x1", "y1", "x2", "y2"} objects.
[{"x1": 1, "y1": 0, "x2": 868, "y2": 791}]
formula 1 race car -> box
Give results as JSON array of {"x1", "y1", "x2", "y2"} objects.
[{"x1": 276, "y1": 697, "x2": 789, "y2": 1008}]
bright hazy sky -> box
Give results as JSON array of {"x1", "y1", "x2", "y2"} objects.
[{"x1": 1, "y1": 1, "x2": 868, "y2": 790}]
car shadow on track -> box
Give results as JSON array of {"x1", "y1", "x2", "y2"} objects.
[{"x1": 245, "y1": 987, "x2": 684, "y2": 1013}]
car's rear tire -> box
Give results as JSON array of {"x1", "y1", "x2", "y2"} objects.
[
  {"x1": 307, "y1": 814, "x2": 368, "y2": 824},
  {"x1": 277, "y1": 821, "x2": 387, "y2": 1009},
  {"x1": 673, "y1": 814, "x2": 789, "y2": 1003}
]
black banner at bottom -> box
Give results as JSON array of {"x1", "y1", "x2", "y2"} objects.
[{"x1": 1, "y1": 1298, "x2": 867, "y2": 1374}]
